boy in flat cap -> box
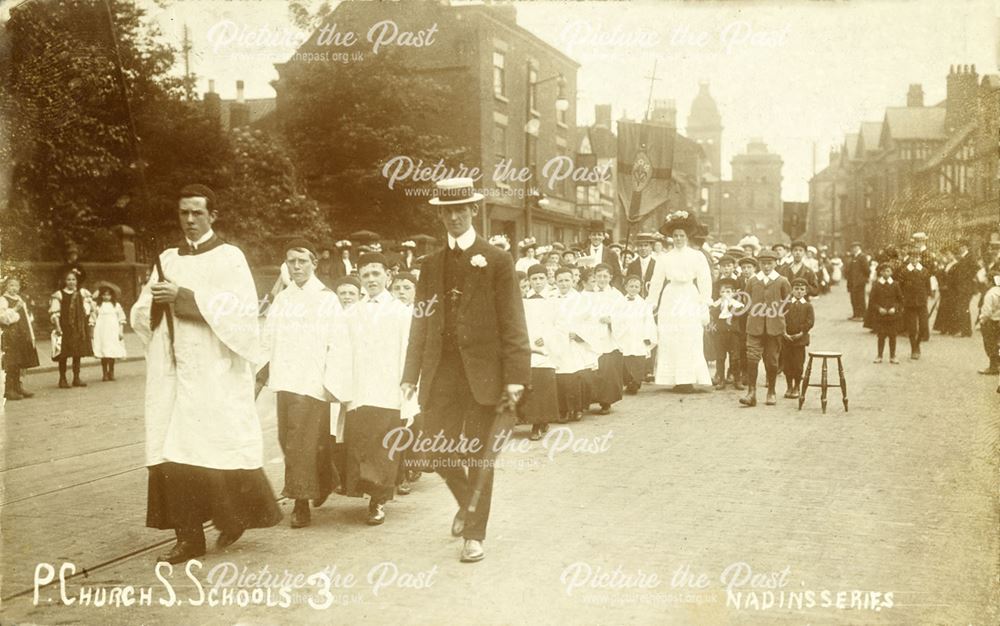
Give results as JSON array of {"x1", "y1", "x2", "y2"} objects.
[{"x1": 740, "y1": 249, "x2": 791, "y2": 407}]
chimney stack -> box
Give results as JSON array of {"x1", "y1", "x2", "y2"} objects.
[
  {"x1": 229, "y1": 80, "x2": 250, "y2": 129},
  {"x1": 945, "y1": 63, "x2": 979, "y2": 131},
  {"x1": 907, "y1": 83, "x2": 924, "y2": 107},
  {"x1": 594, "y1": 104, "x2": 612, "y2": 129},
  {"x1": 203, "y1": 78, "x2": 221, "y2": 128}
]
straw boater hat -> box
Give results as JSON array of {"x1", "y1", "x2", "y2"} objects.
[
  {"x1": 428, "y1": 177, "x2": 484, "y2": 205},
  {"x1": 400, "y1": 240, "x2": 416, "y2": 249},
  {"x1": 334, "y1": 240, "x2": 352, "y2": 249},
  {"x1": 519, "y1": 237, "x2": 538, "y2": 250},
  {"x1": 636, "y1": 232, "x2": 658, "y2": 244}
]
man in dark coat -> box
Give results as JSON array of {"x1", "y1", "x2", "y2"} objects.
[
  {"x1": 626, "y1": 233, "x2": 658, "y2": 298},
  {"x1": 952, "y1": 239, "x2": 978, "y2": 337},
  {"x1": 585, "y1": 220, "x2": 623, "y2": 290},
  {"x1": 402, "y1": 177, "x2": 530, "y2": 563},
  {"x1": 898, "y1": 247, "x2": 932, "y2": 359},
  {"x1": 846, "y1": 242, "x2": 870, "y2": 320}
]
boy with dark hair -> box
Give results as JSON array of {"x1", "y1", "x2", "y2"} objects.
[{"x1": 781, "y1": 278, "x2": 815, "y2": 398}]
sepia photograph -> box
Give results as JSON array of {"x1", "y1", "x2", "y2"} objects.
[{"x1": 0, "y1": 0, "x2": 998, "y2": 623}]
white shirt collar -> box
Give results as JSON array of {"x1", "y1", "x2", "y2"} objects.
[
  {"x1": 288, "y1": 274, "x2": 326, "y2": 292},
  {"x1": 756, "y1": 270, "x2": 780, "y2": 282},
  {"x1": 362, "y1": 289, "x2": 393, "y2": 304},
  {"x1": 186, "y1": 228, "x2": 215, "y2": 249},
  {"x1": 792, "y1": 297, "x2": 807, "y2": 304},
  {"x1": 447, "y1": 227, "x2": 476, "y2": 251},
  {"x1": 878, "y1": 277, "x2": 893, "y2": 284},
  {"x1": 591, "y1": 243, "x2": 603, "y2": 253},
  {"x1": 907, "y1": 262, "x2": 922, "y2": 271}
]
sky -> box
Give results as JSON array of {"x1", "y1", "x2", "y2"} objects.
[{"x1": 129, "y1": 0, "x2": 1000, "y2": 200}]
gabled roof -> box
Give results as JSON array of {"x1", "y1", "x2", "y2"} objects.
[
  {"x1": 573, "y1": 125, "x2": 616, "y2": 159},
  {"x1": 918, "y1": 121, "x2": 976, "y2": 173},
  {"x1": 856, "y1": 122, "x2": 882, "y2": 156},
  {"x1": 880, "y1": 107, "x2": 947, "y2": 147},
  {"x1": 842, "y1": 132, "x2": 859, "y2": 161},
  {"x1": 982, "y1": 74, "x2": 1000, "y2": 89}
]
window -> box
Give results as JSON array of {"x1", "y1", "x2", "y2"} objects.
[
  {"x1": 493, "y1": 123, "x2": 507, "y2": 166},
  {"x1": 557, "y1": 102, "x2": 567, "y2": 126},
  {"x1": 528, "y1": 66, "x2": 538, "y2": 113},
  {"x1": 493, "y1": 52, "x2": 506, "y2": 97}
]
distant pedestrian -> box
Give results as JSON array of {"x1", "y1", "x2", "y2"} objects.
[
  {"x1": 1, "y1": 276, "x2": 40, "y2": 400},
  {"x1": 977, "y1": 270, "x2": 1000, "y2": 375},
  {"x1": 90, "y1": 286, "x2": 127, "y2": 381},
  {"x1": 899, "y1": 247, "x2": 932, "y2": 360},
  {"x1": 50, "y1": 269, "x2": 93, "y2": 388},
  {"x1": 846, "y1": 242, "x2": 869, "y2": 320}
]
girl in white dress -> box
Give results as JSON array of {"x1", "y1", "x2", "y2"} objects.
[
  {"x1": 90, "y1": 286, "x2": 127, "y2": 380},
  {"x1": 645, "y1": 212, "x2": 714, "y2": 390}
]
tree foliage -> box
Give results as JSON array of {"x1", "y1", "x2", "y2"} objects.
[{"x1": 279, "y1": 47, "x2": 470, "y2": 238}]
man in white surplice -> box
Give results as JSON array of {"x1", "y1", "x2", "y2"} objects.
[
  {"x1": 258, "y1": 238, "x2": 352, "y2": 530},
  {"x1": 131, "y1": 184, "x2": 281, "y2": 565}
]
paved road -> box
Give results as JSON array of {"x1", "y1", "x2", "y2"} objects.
[{"x1": 2, "y1": 290, "x2": 997, "y2": 624}]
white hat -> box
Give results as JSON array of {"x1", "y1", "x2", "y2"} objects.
[
  {"x1": 911, "y1": 232, "x2": 928, "y2": 241},
  {"x1": 488, "y1": 234, "x2": 510, "y2": 251},
  {"x1": 400, "y1": 240, "x2": 416, "y2": 249},
  {"x1": 429, "y1": 177, "x2": 484, "y2": 205},
  {"x1": 738, "y1": 235, "x2": 761, "y2": 252}
]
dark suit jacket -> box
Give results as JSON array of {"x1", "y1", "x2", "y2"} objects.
[
  {"x1": 778, "y1": 263, "x2": 819, "y2": 297},
  {"x1": 784, "y1": 300, "x2": 814, "y2": 345},
  {"x1": 846, "y1": 253, "x2": 870, "y2": 290},
  {"x1": 898, "y1": 265, "x2": 931, "y2": 308},
  {"x1": 745, "y1": 274, "x2": 792, "y2": 336},
  {"x1": 402, "y1": 235, "x2": 531, "y2": 407},
  {"x1": 953, "y1": 253, "x2": 978, "y2": 297},
  {"x1": 626, "y1": 256, "x2": 656, "y2": 297}
]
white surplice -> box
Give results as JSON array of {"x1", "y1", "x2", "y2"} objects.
[
  {"x1": 260, "y1": 274, "x2": 351, "y2": 402},
  {"x1": 645, "y1": 246, "x2": 713, "y2": 386},
  {"x1": 588, "y1": 286, "x2": 625, "y2": 355},
  {"x1": 551, "y1": 290, "x2": 599, "y2": 374},
  {"x1": 344, "y1": 289, "x2": 411, "y2": 412},
  {"x1": 131, "y1": 242, "x2": 264, "y2": 470},
  {"x1": 523, "y1": 295, "x2": 558, "y2": 370},
  {"x1": 614, "y1": 296, "x2": 658, "y2": 358}
]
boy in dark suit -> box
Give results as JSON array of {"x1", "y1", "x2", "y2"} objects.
[
  {"x1": 867, "y1": 262, "x2": 903, "y2": 363},
  {"x1": 781, "y1": 278, "x2": 815, "y2": 398},
  {"x1": 898, "y1": 247, "x2": 932, "y2": 360},
  {"x1": 710, "y1": 276, "x2": 744, "y2": 390},
  {"x1": 402, "y1": 178, "x2": 530, "y2": 563},
  {"x1": 733, "y1": 256, "x2": 759, "y2": 390},
  {"x1": 740, "y1": 250, "x2": 791, "y2": 407},
  {"x1": 846, "y1": 242, "x2": 870, "y2": 320},
  {"x1": 780, "y1": 241, "x2": 819, "y2": 297}
]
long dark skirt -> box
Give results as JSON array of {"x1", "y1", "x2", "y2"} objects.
[
  {"x1": 556, "y1": 372, "x2": 582, "y2": 417},
  {"x1": 1, "y1": 309, "x2": 39, "y2": 371},
  {"x1": 147, "y1": 462, "x2": 282, "y2": 532},
  {"x1": 584, "y1": 351, "x2": 623, "y2": 405},
  {"x1": 344, "y1": 406, "x2": 402, "y2": 502},
  {"x1": 521, "y1": 367, "x2": 558, "y2": 424},
  {"x1": 277, "y1": 391, "x2": 337, "y2": 501}
]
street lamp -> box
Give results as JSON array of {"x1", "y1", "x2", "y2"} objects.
[{"x1": 524, "y1": 68, "x2": 569, "y2": 239}]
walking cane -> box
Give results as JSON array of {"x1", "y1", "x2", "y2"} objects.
[{"x1": 467, "y1": 389, "x2": 519, "y2": 514}]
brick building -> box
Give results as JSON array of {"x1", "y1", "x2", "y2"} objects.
[
  {"x1": 271, "y1": 1, "x2": 582, "y2": 246},
  {"x1": 709, "y1": 139, "x2": 784, "y2": 243},
  {"x1": 818, "y1": 64, "x2": 1000, "y2": 252}
]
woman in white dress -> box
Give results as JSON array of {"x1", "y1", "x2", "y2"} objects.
[{"x1": 645, "y1": 211, "x2": 713, "y2": 391}]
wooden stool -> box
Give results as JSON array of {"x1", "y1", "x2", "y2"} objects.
[{"x1": 798, "y1": 351, "x2": 848, "y2": 413}]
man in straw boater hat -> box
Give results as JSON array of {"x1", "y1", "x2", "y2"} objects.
[
  {"x1": 131, "y1": 184, "x2": 281, "y2": 564},
  {"x1": 401, "y1": 177, "x2": 530, "y2": 563}
]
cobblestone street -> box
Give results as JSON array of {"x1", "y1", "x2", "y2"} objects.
[{"x1": 2, "y1": 290, "x2": 997, "y2": 624}]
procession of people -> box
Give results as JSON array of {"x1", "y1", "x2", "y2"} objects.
[{"x1": 3, "y1": 178, "x2": 1000, "y2": 570}]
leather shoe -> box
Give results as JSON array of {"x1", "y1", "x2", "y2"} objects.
[
  {"x1": 451, "y1": 509, "x2": 465, "y2": 537},
  {"x1": 738, "y1": 393, "x2": 756, "y2": 407},
  {"x1": 216, "y1": 527, "x2": 244, "y2": 549},
  {"x1": 290, "y1": 503, "x2": 311, "y2": 529},
  {"x1": 72, "y1": 378, "x2": 87, "y2": 387},
  {"x1": 396, "y1": 481, "x2": 412, "y2": 495},
  {"x1": 460, "y1": 539, "x2": 485, "y2": 563},
  {"x1": 366, "y1": 502, "x2": 386, "y2": 526},
  {"x1": 312, "y1": 493, "x2": 329, "y2": 508},
  {"x1": 157, "y1": 540, "x2": 205, "y2": 564},
  {"x1": 765, "y1": 390, "x2": 777, "y2": 405},
  {"x1": 978, "y1": 368, "x2": 999, "y2": 375}
]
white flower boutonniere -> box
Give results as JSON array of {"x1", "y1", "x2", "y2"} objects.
[{"x1": 470, "y1": 254, "x2": 488, "y2": 268}]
